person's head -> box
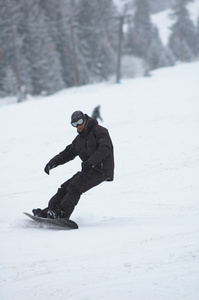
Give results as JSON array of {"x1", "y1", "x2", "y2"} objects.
[{"x1": 71, "y1": 110, "x2": 86, "y2": 133}]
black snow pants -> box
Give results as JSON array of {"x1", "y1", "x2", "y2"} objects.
[{"x1": 47, "y1": 170, "x2": 108, "y2": 218}]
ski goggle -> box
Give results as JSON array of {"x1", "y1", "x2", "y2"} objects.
[{"x1": 71, "y1": 118, "x2": 84, "y2": 127}]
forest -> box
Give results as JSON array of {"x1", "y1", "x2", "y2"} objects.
[{"x1": 0, "y1": 0, "x2": 198, "y2": 101}]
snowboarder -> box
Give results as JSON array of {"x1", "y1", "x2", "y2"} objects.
[
  {"x1": 92, "y1": 105, "x2": 103, "y2": 122},
  {"x1": 33, "y1": 110, "x2": 114, "y2": 219}
]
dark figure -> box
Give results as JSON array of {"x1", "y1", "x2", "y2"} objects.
[
  {"x1": 92, "y1": 105, "x2": 103, "y2": 121},
  {"x1": 33, "y1": 111, "x2": 114, "y2": 219}
]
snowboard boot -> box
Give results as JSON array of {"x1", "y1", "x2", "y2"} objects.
[
  {"x1": 47, "y1": 209, "x2": 66, "y2": 219},
  {"x1": 32, "y1": 208, "x2": 47, "y2": 218}
]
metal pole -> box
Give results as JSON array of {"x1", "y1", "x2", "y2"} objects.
[
  {"x1": 11, "y1": 24, "x2": 23, "y2": 102},
  {"x1": 70, "y1": 19, "x2": 79, "y2": 86},
  {"x1": 116, "y1": 16, "x2": 124, "y2": 83},
  {"x1": 70, "y1": 0, "x2": 79, "y2": 86}
]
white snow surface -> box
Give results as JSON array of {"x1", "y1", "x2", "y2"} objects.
[{"x1": 1, "y1": 62, "x2": 199, "y2": 300}]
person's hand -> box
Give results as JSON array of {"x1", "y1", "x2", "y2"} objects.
[
  {"x1": 44, "y1": 163, "x2": 51, "y2": 175},
  {"x1": 44, "y1": 156, "x2": 59, "y2": 175}
]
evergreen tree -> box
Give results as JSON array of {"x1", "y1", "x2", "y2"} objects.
[
  {"x1": 0, "y1": 0, "x2": 20, "y2": 96},
  {"x1": 127, "y1": 0, "x2": 152, "y2": 59},
  {"x1": 146, "y1": 26, "x2": 175, "y2": 70},
  {"x1": 126, "y1": 0, "x2": 173, "y2": 71},
  {"x1": 148, "y1": 0, "x2": 174, "y2": 13},
  {"x1": 197, "y1": 14, "x2": 199, "y2": 56},
  {"x1": 169, "y1": 0, "x2": 198, "y2": 62},
  {"x1": 40, "y1": 0, "x2": 72, "y2": 87},
  {"x1": 1, "y1": 0, "x2": 119, "y2": 97},
  {"x1": 76, "y1": 0, "x2": 117, "y2": 83},
  {"x1": 2, "y1": 66, "x2": 18, "y2": 95},
  {"x1": 24, "y1": 0, "x2": 65, "y2": 95}
]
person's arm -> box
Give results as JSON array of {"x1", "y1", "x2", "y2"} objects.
[{"x1": 44, "y1": 140, "x2": 78, "y2": 174}]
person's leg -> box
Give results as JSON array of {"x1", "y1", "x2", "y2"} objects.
[
  {"x1": 59, "y1": 171, "x2": 107, "y2": 218},
  {"x1": 33, "y1": 175, "x2": 76, "y2": 217},
  {"x1": 47, "y1": 175, "x2": 76, "y2": 210}
]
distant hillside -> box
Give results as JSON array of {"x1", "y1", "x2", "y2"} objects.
[
  {"x1": 114, "y1": 0, "x2": 199, "y2": 16},
  {"x1": 148, "y1": 0, "x2": 174, "y2": 13},
  {"x1": 114, "y1": 0, "x2": 174, "y2": 13},
  {"x1": 151, "y1": 0, "x2": 199, "y2": 46}
]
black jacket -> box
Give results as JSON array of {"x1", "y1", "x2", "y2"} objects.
[{"x1": 52, "y1": 115, "x2": 114, "y2": 181}]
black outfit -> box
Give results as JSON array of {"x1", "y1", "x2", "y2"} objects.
[
  {"x1": 92, "y1": 106, "x2": 103, "y2": 121},
  {"x1": 41, "y1": 115, "x2": 114, "y2": 219}
]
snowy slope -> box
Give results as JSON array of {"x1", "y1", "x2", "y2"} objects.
[
  {"x1": 151, "y1": 9, "x2": 172, "y2": 46},
  {"x1": 152, "y1": 0, "x2": 199, "y2": 46},
  {"x1": 1, "y1": 61, "x2": 199, "y2": 300}
]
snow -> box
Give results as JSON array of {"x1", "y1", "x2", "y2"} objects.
[
  {"x1": 113, "y1": 0, "x2": 199, "y2": 47},
  {"x1": 152, "y1": 0, "x2": 199, "y2": 46},
  {"x1": 1, "y1": 61, "x2": 199, "y2": 300},
  {"x1": 188, "y1": 0, "x2": 199, "y2": 25},
  {"x1": 113, "y1": 0, "x2": 129, "y2": 12},
  {"x1": 151, "y1": 9, "x2": 173, "y2": 46}
]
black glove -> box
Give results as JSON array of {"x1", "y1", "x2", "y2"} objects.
[
  {"x1": 82, "y1": 161, "x2": 93, "y2": 172},
  {"x1": 44, "y1": 163, "x2": 51, "y2": 175},
  {"x1": 44, "y1": 156, "x2": 59, "y2": 175}
]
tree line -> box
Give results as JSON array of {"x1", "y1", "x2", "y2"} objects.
[{"x1": 0, "y1": 0, "x2": 198, "y2": 101}]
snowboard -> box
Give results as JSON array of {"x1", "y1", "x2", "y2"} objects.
[{"x1": 23, "y1": 212, "x2": 78, "y2": 229}]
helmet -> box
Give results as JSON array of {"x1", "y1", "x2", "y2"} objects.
[{"x1": 71, "y1": 111, "x2": 85, "y2": 125}]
